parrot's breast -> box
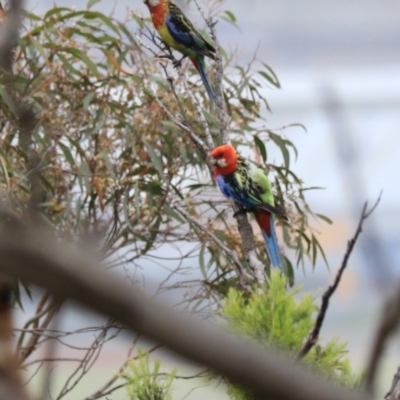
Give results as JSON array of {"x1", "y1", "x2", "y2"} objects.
[
  {"x1": 149, "y1": 4, "x2": 167, "y2": 30},
  {"x1": 158, "y1": 25, "x2": 177, "y2": 47}
]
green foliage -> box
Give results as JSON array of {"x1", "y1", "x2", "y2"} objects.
[
  {"x1": 123, "y1": 349, "x2": 177, "y2": 400},
  {"x1": 0, "y1": 1, "x2": 337, "y2": 396},
  {"x1": 0, "y1": 0, "x2": 331, "y2": 308},
  {"x1": 222, "y1": 271, "x2": 359, "y2": 399}
]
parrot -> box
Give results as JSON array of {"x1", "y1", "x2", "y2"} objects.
[
  {"x1": 143, "y1": 0, "x2": 217, "y2": 106},
  {"x1": 209, "y1": 144, "x2": 287, "y2": 271}
]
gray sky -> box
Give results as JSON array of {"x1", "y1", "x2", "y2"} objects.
[{"x1": 26, "y1": 0, "x2": 400, "y2": 68}]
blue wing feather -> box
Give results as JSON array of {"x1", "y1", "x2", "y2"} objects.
[
  {"x1": 216, "y1": 173, "x2": 260, "y2": 208},
  {"x1": 216, "y1": 175, "x2": 232, "y2": 198},
  {"x1": 165, "y1": 10, "x2": 215, "y2": 58},
  {"x1": 217, "y1": 173, "x2": 257, "y2": 207},
  {"x1": 165, "y1": 15, "x2": 193, "y2": 47}
]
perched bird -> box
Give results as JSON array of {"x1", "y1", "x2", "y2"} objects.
[
  {"x1": 143, "y1": 0, "x2": 217, "y2": 105},
  {"x1": 210, "y1": 144, "x2": 287, "y2": 270}
]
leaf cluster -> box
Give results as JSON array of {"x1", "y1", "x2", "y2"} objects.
[
  {"x1": 123, "y1": 349, "x2": 177, "y2": 400},
  {"x1": 0, "y1": 1, "x2": 332, "y2": 309},
  {"x1": 222, "y1": 271, "x2": 359, "y2": 399},
  {"x1": 0, "y1": 1, "x2": 355, "y2": 398}
]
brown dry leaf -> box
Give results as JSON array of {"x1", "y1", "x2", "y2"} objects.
[
  {"x1": 92, "y1": 176, "x2": 104, "y2": 211},
  {"x1": 107, "y1": 54, "x2": 131, "y2": 76}
]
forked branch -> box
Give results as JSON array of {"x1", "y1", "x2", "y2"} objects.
[
  {"x1": 0, "y1": 226, "x2": 369, "y2": 400},
  {"x1": 297, "y1": 194, "x2": 382, "y2": 360}
]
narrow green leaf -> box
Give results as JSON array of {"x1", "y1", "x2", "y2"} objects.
[
  {"x1": 30, "y1": 37, "x2": 50, "y2": 65},
  {"x1": 0, "y1": 156, "x2": 10, "y2": 189},
  {"x1": 0, "y1": 86, "x2": 16, "y2": 114},
  {"x1": 311, "y1": 234, "x2": 318, "y2": 266},
  {"x1": 223, "y1": 10, "x2": 237, "y2": 23},
  {"x1": 44, "y1": 7, "x2": 70, "y2": 20},
  {"x1": 316, "y1": 213, "x2": 333, "y2": 224},
  {"x1": 57, "y1": 53, "x2": 80, "y2": 75},
  {"x1": 87, "y1": 0, "x2": 100, "y2": 9},
  {"x1": 58, "y1": 141, "x2": 76, "y2": 168},
  {"x1": 143, "y1": 140, "x2": 164, "y2": 179},
  {"x1": 270, "y1": 132, "x2": 290, "y2": 169},
  {"x1": 199, "y1": 244, "x2": 207, "y2": 278},
  {"x1": 83, "y1": 92, "x2": 95, "y2": 111},
  {"x1": 300, "y1": 186, "x2": 325, "y2": 192},
  {"x1": 284, "y1": 257, "x2": 294, "y2": 286},
  {"x1": 62, "y1": 47, "x2": 100, "y2": 78},
  {"x1": 254, "y1": 135, "x2": 267, "y2": 163},
  {"x1": 132, "y1": 13, "x2": 145, "y2": 30},
  {"x1": 260, "y1": 63, "x2": 281, "y2": 88}
]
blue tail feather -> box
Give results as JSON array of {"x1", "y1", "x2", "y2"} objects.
[
  {"x1": 192, "y1": 57, "x2": 217, "y2": 106},
  {"x1": 260, "y1": 219, "x2": 283, "y2": 271}
]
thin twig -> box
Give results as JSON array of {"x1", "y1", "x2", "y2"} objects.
[
  {"x1": 19, "y1": 300, "x2": 60, "y2": 364},
  {"x1": 0, "y1": 0, "x2": 23, "y2": 72},
  {"x1": 139, "y1": 9, "x2": 265, "y2": 286},
  {"x1": 206, "y1": 11, "x2": 266, "y2": 284},
  {"x1": 139, "y1": 20, "x2": 212, "y2": 157},
  {"x1": 173, "y1": 204, "x2": 252, "y2": 293},
  {"x1": 208, "y1": 18, "x2": 229, "y2": 143},
  {"x1": 83, "y1": 344, "x2": 162, "y2": 400},
  {"x1": 230, "y1": 200, "x2": 267, "y2": 285},
  {"x1": 16, "y1": 294, "x2": 53, "y2": 356},
  {"x1": 385, "y1": 366, "x2": 400, "y2": 400},
  {"x1": 41, "y1": 306, "x2": 61, "y2": 400},
  {"x1": 365, "y1": 246, "x2": 400, "y2": 394},
  {"x1": 148, "y1": 86, "x2": 210, "y2": 158},
  {"x1": 179, "y1": 70, "x2": 214, "y2": 149},
  {"x1": 158, "y1": 62, "x2": 189, "y2": 121},
  {"x1": 57, "y1": 319, "x2": 117, "y2": 400},
  {"x1": 366, "y1": 286, "x2": 400, "y2": 395},
  {"x1": 297, "y1": 194, "x2": 382, "y2": 361},
  {"x1": 0, "y1": 226, "x2": 370, "y2": 400}
]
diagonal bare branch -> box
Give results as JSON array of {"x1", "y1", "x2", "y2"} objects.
[
  {"x1": 297, "y1": 194, "x2": 382, "y2": 360},
  {"x1": 0, "y1": 226, "x2": 369, "y2": 400},
  {"x1": 173, "y1": 203, "x2": 252, "y2": 293}
]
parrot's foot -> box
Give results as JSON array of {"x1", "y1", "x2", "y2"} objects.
[
  {"x1": 173, "y1": 55, "x2": 187, "y2": 69},
  {"x1": 233, "y1": 207, "x2": 252, "y2": 218}
]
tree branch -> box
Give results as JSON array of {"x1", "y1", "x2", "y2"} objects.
[
  {"x1": 385, "y1": 367, "x2": 400, "y2": 400},
  {"x1": 207, "y1": 16, "x2": 267, "y2": 284},
  {"x1": 147, "y1": 86, "x2": 210, "y2": 159},
  {"x1": 297, "y1": 195, "x2": 381, "y2": 360},
  {"x1": 365, "y1": 279, "x2": 400, "y2": 393},
  {"x1": 0, "y1": 370, "x2": 31, "y2": 400},
  {"x1": 173, "y1": 204, "x2": 252, "y2": 293},
  {"x1": 0, "y1": 226, "x2": 369, "y2": 400},
  {"x1": 180, "y1": 71, "x2": 214, "y2": 149},
  {"x1": 208, "y1": 18, "x2": 229, "y2": 143},
  {"x1": 0, "y1": 0, "x2": 23, "y2": 72},
  {"x1": 231, "y1": 201, "x2": 267, "y2": 285},
  {"x1": 140, "y1": 9, "x2": 267, "y2": 286}
]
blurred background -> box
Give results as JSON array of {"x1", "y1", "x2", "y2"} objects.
[{"x1": 20, "y1": 0, "x2": 400, "y2": 398}]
